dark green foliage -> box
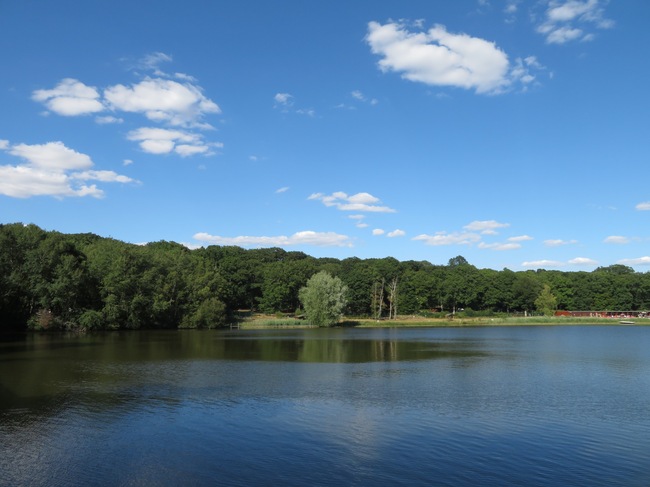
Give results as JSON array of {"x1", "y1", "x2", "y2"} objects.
[{"x1": 2, "y1": 224, "x2": 650, "y2": 332}]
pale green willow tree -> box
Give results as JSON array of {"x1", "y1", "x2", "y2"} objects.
[
  {"x1": 299, "y1": 271, "x2": 348, "y2": 327},
  {"x1": 535, "y1": 284, "x2": 557, "y2": 316}
]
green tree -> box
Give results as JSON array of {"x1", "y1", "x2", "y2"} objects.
[
  {"x1": 299, "y1": 271, "x2": 348, "y2": 327},
  {"x1": 535, "y1": 284, "x2": 557, "y2": 316}
]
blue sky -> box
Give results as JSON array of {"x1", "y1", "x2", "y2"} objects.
[{"x1": 1, "y1": 0, "x2": 649, "y2": 271}]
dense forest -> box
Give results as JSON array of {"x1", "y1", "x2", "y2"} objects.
[{"x1": 2, "y1": 223, "x2": 650, "y2": 331}]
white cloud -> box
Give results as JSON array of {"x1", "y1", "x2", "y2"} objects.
[
  {"x1": 32, "y1": 78, "x2": 105, "y2": 116},
  {"x1": 537, "y1": 0, "x2": 614, "y2": 44},
  {"x1": 366, "y1": 21, "x2": 537, "y2": 94},
  {"x1": 372, "y1": 229, "x2": 385, "y2": 236},
  {"x1": 296, "y1": 108, "x2": 315, "y2": 117},
  {"x1": 350, "y1": 90, "x2": 379, "y2": 106},
  {"x1": 104, "y1": 78, "x2": 220, "y2": 127},
  {"x1": 387, "y1": 229, "x2": 406, "y2": 238},
  {"x1": 504, "y1": 0, "x2": 519, "y2": 15},
  {"x1": 604, "y1": 235, "x2": 630, "y2": 244},
  {"x1": 32, "y1": 57, "x2": 222, "y2": 158},
  {"x1": 478, "y1": 241, "x2": 521, "y2": 250},
  {"x1": 274, "y1": 93, "x2": 293, "y2": 106},
  {"x1": 0, "y1": 140, "x2": 135, "y2": 198},
  {"x1": 636, "y1": 201, "x2": 650, "y2": 211},
  {"x1": 568, "y1": 257, "x2": 598, "y2": 266},
  {"x1": 463, "y1": 220, "x2": 510, "y2": 234},
  {"x1": 544, "y1": 238, "x2": 578, "y2": 246},
  {"x1": 413, "y1": 231, "x2": 481, "y2": 246},
  {"x1": 275, "y1": 186, "x2": 289, "y2": 194},
  {"x1": 0, "y1": 140, "x2": 9, "y2": 150},
  {"x1": 617, "y1": 256, "x2": 650, "y2": 266},
  {"x1": 348, "y1": 214, "x2": 365, "y2": 220},
  {"x1": 139, "y1": 52, "x2": 173, "y2": 73},
  {"x1": 356, "y1": 223, "x2": 369, "y2": 228},
  {"x1": 193, "y1": 230, "x2": 353, "y2": 248},
  {"x1": 123, "y1": 159, "x2": 133, "y2": 166},
  {"x1": 175, "y1": 144, "x2": 211, "y2": 157},
  {"x1": 127, "y1": 127, "x2": 221, "y2": 157},
  {"x1": 309, "y1": 191, "x2": 396, "y2": 213},
  {"x1": 522, "y1": 259, "x2": 565, "y2": 268},
  {"x1": 9, "y1": 141, "x2": 93, "y2": 171}
]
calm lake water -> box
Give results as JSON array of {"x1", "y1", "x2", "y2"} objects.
[{"x1": 2, "y1": 326, "x2": 650, "y2": 486}]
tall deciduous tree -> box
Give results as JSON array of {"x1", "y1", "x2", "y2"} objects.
[{"x1": 299, "y1": 271, "x2": 348, "y2": 327}]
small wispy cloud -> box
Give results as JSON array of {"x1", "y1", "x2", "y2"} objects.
[
  {"x1": 478, "y1": 242, "x2": 521, "y2": 251},
  {"x1": 604, "y1": 235, "x2": 630, "y2": 244},
  {"x1": 544, "y1": 238, "x2": 578, "y2": 247},
  {"x1": 636, "y1": 201, "x2": 650, "y2": 211},
  {"x1": 463, "y1": 220, "x2": 510, "y2": 235},
  {"x1": 509, "y1": 235, "x2": 533, "y2": 242},
  {"x1": 274, "y1": 93, "x2": 293, "y2": 107},
  {"x1": 412, "y1": 231, "x2": 481, "y2": 246},
  {"x1": 275, "y1": 186, "x2": 289, "y2": 194},
  {"x1": 309, "y1": 191, "x2": 396, "y2": 213},
  {"x1": 569, "y1": 257, "x2": 598, "y2": 266},
  {"x1": 617, "y1": 256, "x2": 650, "y2": 266}
]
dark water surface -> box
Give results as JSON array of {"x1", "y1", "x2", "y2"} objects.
[{"x1": 2, "y1": 326, "x2": 650, "y2": 486}]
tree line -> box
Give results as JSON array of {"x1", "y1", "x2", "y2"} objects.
[{"x1": 1, "y1": 223, "x2": 649, "y2": 331}]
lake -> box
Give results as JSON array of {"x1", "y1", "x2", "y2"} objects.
[{"x1": 1, "y1": 326, "x2": 650, "y2": 486}]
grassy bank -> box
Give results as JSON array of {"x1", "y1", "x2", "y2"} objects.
[{"x1": 234, "y1": 313, "x2": 650, "y2": 329}]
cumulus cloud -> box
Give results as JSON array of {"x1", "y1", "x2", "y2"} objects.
[
  {"x1": 192, "y1": 230, "x2": 353, "y2": 248},
  {"x1": 32, "y1": 78, "x2": 104, "y2": 116},
  {"x1": 412, "y1": 231, "x2": 481, "y2": 246},
  {"x1": 366, "y1": 21, "x2": 539, "y2": 94},
  {"x1": 604, "y1": 235, "x2": 630, "y2": 244},
  {"x1": 104, "y1": 78, "x2": 220, "y2": 127},
  {"x1": 387, "y1": 229, "x2": 406, "y2": 238},
  {"x1": 463, "y1": 220, "x2": 510, "y2": 235},
  {"x1": 373, "y1": 229, "x2": 385, "y2": 236},
  {"x1": 0, "y1": 140, "x2": 136, "y2": 198},
  {"x1": 127, "y1": 127, "x2": 221, "y2": 157},
  {"x1": 308, "y1": 191, "x2": 396, "y2": 213},
  {"x1": 537, "y1": 0, "x2": 614, "y2": 44}
]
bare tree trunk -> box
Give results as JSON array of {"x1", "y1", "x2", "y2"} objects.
[{"x1": 388, "y1": 276, "x2": 398, "y2": 319}]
